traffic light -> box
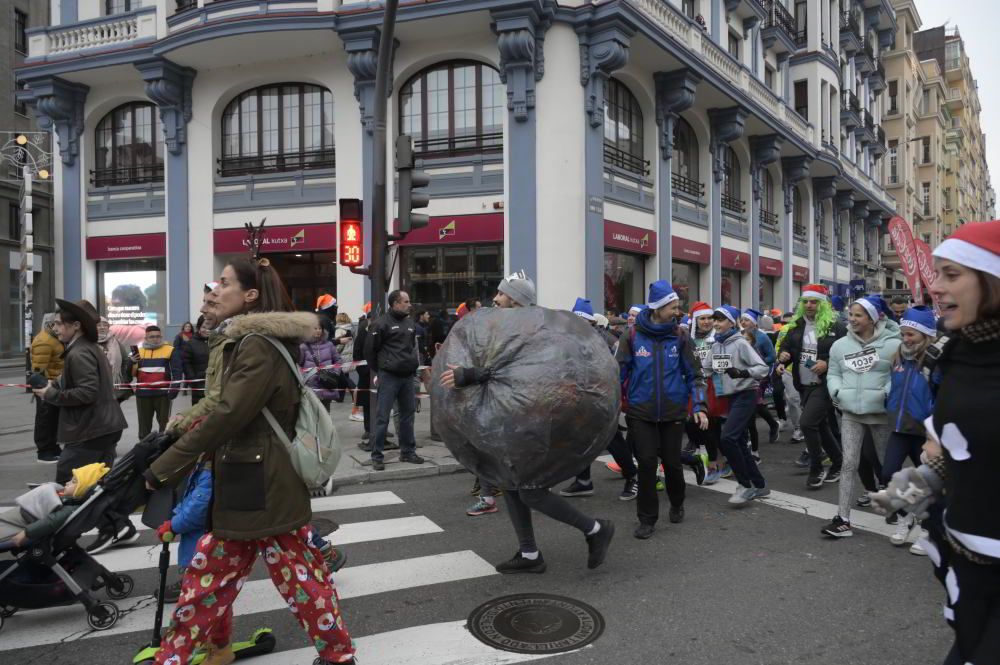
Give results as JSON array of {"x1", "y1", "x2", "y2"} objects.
[
  {"x1": 396, "y1": 134, "x2": 430, "y2": 235},
  {"x1": 339, "y1": 198, "x2": 364, "y2": 269}
]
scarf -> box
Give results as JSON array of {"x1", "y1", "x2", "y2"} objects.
[
  {"x1": 960, "y1": 318, "x2": 1000, "y2": 344},
  {"x1": 143, "y1": 341, "x2": 165, "y2": 350},
  {"x1": 715, "y1": 328, "x2": 738, "y2": 344}
]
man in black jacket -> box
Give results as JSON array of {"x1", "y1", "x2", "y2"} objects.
[{"x1": 364, "y1": 290, "x2": 423, "y2": 471}]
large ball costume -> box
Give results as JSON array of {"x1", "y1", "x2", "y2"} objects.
[{"x1": 430, "y1": 307, "x2": 621, "y2": 490}]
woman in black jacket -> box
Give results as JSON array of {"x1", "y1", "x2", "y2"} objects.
[
  {"x1": 353, "y1": 316, "x2": 371, "y2": 442},
  {"x1": 182, "y1": 316, "x2": 211, "y2": 405}
]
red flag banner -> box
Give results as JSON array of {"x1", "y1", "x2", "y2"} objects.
[
  {"x1": 913, "y1": 238, "x2": 936, "y2": 292},
  {"x1": 887, "y1": 216, "x2": 922, "y2": 301}
]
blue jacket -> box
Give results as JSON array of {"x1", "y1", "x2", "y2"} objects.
[
  {"x1": 887, "y1": 356, "x2": 936, "y2": 436},
  {"x1": 616, "y1": 308, "x2": 707, "y2": 423},
  {"x1": 171, "y1": 463, "x2": 212, "y2": 568},
  {"x1": 750, "y1": 329, "x2": 775, "y2": 366}
]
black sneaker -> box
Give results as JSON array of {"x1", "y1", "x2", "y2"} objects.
[
  {"x1": 633, "y1": 523, "x2": 654, "y2": 539},
  {"x1": 495, "y1": 551, "x2": 546, "y2": 574},
  {"x1": 690, "y1": 459, "x2": 706, "y2": 486},
  {"x1": 618, "y1": 477, "x2": 638, "y2": 501},
  {"x1": 112, "y1": 523, "x2": 141, "y2": 548},
  {"x1": 358, "y1": 440, "x2": 373, "y2": 452},
  {"x1": 559, "y1": 480, "x2": 594, "y2": 497},
  {"x1": 372, "y1": 459, "x2": 385, "y2": 471},
  {"x1": 824, "y1": 466, "x2": 841, "y2": 483},
  {"x1": 768, "y1": 422, "x2": 780, "y2": 444},
  {"x1": 399, "y1": 453, "x2": 424, "y2": 465},
  {"x1": 36, "y1": 454, "x2": 60, "y2": 464},
  {"x1": 821, "y1": 516, "x2": 853, "y2": 538},
  {"x1": 668, "y1": 506, "x2": 685, "y2": 524},
  {"x1": 794, "y1": 450, "x2": 811, "y2": 468},
  {"x1": 585, "y1": 519, "x2": 615, "y2": 569},
  {"x1": 806, "y1": 471, "x2": 825, "y2": 489},
  {"x1": 86, "y1": 523, "x2": 135, "y2": 555},
  {"x1": 154, "y1": 579, "x2": 183, "y2": 604}
]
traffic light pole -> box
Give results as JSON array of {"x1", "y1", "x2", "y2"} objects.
[{"x1": 369, "y1": 0, "x2": 399, "y2": 315}]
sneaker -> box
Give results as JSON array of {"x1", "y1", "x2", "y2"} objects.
[
  {"x1": 470, "y1": 478, "x2": 481, "y2": 496},
  {"x1": 633, "y1": 523, "x2": 654, "y2": 540},
  {"x1": 794, "y1": 450, "x2": 811, "y2": 468},
  {"x1": 824, "y1": 467, "x2": 841, "y2": 483},
  {"x1": 399, "y1": 453, "x2": 424, "y2": 465},
  {"x1": 113, "y1": 523, "x2": 141, "y2": 548},
  {"x1": 806, "y1": 471, "x2": 825, "y2": 489},
  {"x1": 703, "y1": 468, "x2": 721, "y2": 485},
  {"x1": 719, "y1": 465, "x2": 733, "y2": 479},
  {"x1": 372, "y1": 460, "x2": 385, "y2": 471},
  {"x1": 349, "y1": 412, "x2": 364, "y2": 423},
  {"x1": 791, "y1": 429, "x2": 805, "y2": 443},
  {"x1": 856, "y1": 494, "x2": 872, "y2": 508},
  {"x1": 890, "y1": 513, "x2": 914, "y2": 547},
  {"x1": 466, "y1": 498, "x2": 498, "y2": 516},
  {"x1": 36, "y1": 454, "x2": 60, "y2": 464},
  {"x1": 495, "y1": 551, "x2": 546, "y2": 574},
  {"x1": 669, "y1": 506, "x2": 685, "y2": 523},
  {"x1": 86, "y1": 523, "x2": 136, "y2": 555},
  {"x1": 909, "y1": 531, "x2": 929, "y2": 556},
  {"x1": 358, "y1": 440, "x2": 373, "y2": 452},
  {"x1": 728, "y1": 485, "x2": 750, "y2": 505},
  {"x1": 319, "y1": 543, "x2": 347, "y2": 572},
  {"x1": 559, "y1": 480, "x2": 595, "y2": 497},
  {"x1": 768, "y1": 422, "x2": 780, "y2": 444},
  {"x1": 821, "y1": 516, "x2": 853, "y2": 538},
  {"x1": 606, "y1": 461, "x2": 623, "y2": 474},
  {"x1": 749, "y1": 487, "x2": 771, "y2": 500},
  {"x1": 618, "y1": 477, "x2": 638, "y2": 501},
  {"x1": 778, "y1": 419, "x2": 789, "y2": 432},
  {"x1": 585, "y1": 519, "x2": 615, "y2": 569},
  {"x1": 154, "y1": 579, "x2": 183, "y2": 603},
  {"x1": 361, "y1": 431, "x2": 370, "y2": 441}
]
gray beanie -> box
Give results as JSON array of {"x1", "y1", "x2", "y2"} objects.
[
  {"x1": 498, "y1": 270, "x2": 536, "y2": 307},
  {"x1": 759, "y1": 315, "x2": 775, "y2": 331}
]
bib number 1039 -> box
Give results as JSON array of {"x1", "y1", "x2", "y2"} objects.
[{"x1": 844, "y1": 349, "x2": 877, "y2": 373}]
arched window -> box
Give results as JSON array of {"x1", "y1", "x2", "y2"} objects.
[
  {"x1": 761, "y1": 170, "x2": 777, "y2": 228},
  {"x1": 220, "y1": 83, "x2": 334, "y2": 176},
  {"x1": 793, "y1": 185, "x2": 806, "y2": 238},
  {"x1": 399, "y1": 61, "x2": 504, "y2": 158},
  {"x1": 604, "y1": 79, "x2": 646, "y2": 175},
  {"x1": 93, "y1": 102, "x2": 163, "y2": 187},
  {"x1": 721, "y1": 146, "x2": 743, "y2": 213},
  {"x1": 672, "y1": 117, "x2": 700, "y2": 196}
]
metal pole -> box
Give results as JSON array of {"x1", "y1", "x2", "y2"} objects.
[{"x1": 370, "y1": 0, "x2": 399, "y2": 315}]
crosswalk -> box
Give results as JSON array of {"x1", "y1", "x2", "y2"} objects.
[{"x1": 0, "y1": 489, "x2": 568, "y2": 665}]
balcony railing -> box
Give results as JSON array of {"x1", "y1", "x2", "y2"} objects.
[
  {"x1": 217, "y1": 148, "x2": 336, "y2": 177},
  {"x1": 840, "y1": 11, "x2": 860, "y2": 39},
  {"x1": 793, "y1": 224, "x2": 808, "y2": 241},
  {"x1": 30, "y1": 7, "x2": 156, "y2": 58},
  {"x1": 843, "y1": 90, "x2": 860, "y2": 112},
  {"x1": 672, "y1": 172, "x2": 705, "y2": 198},
  {"x1": 864, "y1": 109, "x2": 875, "y2": 130},
  {"x1": 762, "y1": 0, "x2": 796, "y2": 43},
  {"x1": 876, "y1": 126, "x2": 886, "y2": 146},
  {"x1": 90, "y1": 164, "x2": 164, "y2": 188},
  {"x1": 721, "y1": 192, "x2": 746, "y2": 215},
  {"x1": 794, "y1": 29, "x2": 808, "y2": 47},
  {"x1": 818, "y1": 234, "x2": 831, "y2": 250},
  {"x1": 604, "y1": 142, "x2": 650, "y2": 177},
  {"x1": 760, "y1": 209, "x2": 779, "y2": 230},
  {"x1": 415, "y1": 132, "x2": 503, "y2": 159},
  {"x1": 176, "y1": 0, "x2": 197, "y2": 11}
]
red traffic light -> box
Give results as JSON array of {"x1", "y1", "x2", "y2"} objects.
[{"x1": 339, "y1": 199, "x2": 364, "y2": 269}]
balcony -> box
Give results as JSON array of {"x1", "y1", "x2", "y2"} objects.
[
  {"x1": 760, "y1": 208, "x2": 781, "y2": 248},
  {"x1": 840, "y1": 12, "x2": 862, "y2": 52},
  {"x1": 217, "y1": 148, "x2": 336, "y2": 178},
  {"x1": 27, "y1": 6, "x2": 157, "y2": 59},
  {"x1": 869, "y1": 60, "x2": 886, "y2": 92},
  {"x1": 793, "y1": 224, "x2": 808, "y2": 257},
  {"x1": 90, "y1": 164, "x2": 164, "y2": 189},
  {"x1": 871, "y1": 126, "x2": 887, "y2": 156},
  {"x1": 416, "y1": 133, "x2": 503, "y2": 160},
  {"x1": 605, "y1": 164, "x2": 655, "y2": 213},
  {"x1": 841, "y1": 91, "x2": 861, "y2": 128},
  {"x1": 856, "y1": 39, "x2": 875, "y2": 74},
  {"x1": 672, "y1": 173, "x2": 705, "y2": 199},
  {"x1": 761, "y1": 0, "x2": 798, "y2": 54},
  {"x1": 722, "y1": 193, "x2": 746, "y2": 215},
  {"x1": 855, "y1": 109, "x2": 876, "y2": 144},
  {"x1": 604, "y1": 143, "x2": 649, "y2": 177},
  {"x1": 214, "y1": 168, "x2": 336, "y2": 212}
]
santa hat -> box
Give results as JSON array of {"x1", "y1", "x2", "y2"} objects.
[
  {"x1": 854, "y1": 297, "x2": 879, "y2": 322},
  {"x1": 628, "y1": 304, "x2": 645, "y2": 316},
  {"x1": 741, "y1": 308, "x2": 762, "y2": 323},
  {"x1": 800, "y1": 284, "x2": 829, "y2": 300},
  {"x1": 690, "y1": 301, "x2": 714, "y2": 320},
  {"x1": 456, "y1": 302, "x2": 469, "y2": 319},
  {"x1": 647, "y1": 280, "x2": 679, "y2": 309},
  {"x1": 932, "y1": 220, "x2": 1000, "y2": 278},
  {"x1": 713, "y1": 305, "x2": 741, "y2": 324},
  {"x1": 315, "y1": 294, "x2": 337, "y2": 312},
  {"x1": 901, "y1": 306, "x2": 937, "y2": 337},
  {"x1": 572, "y1": 297, "x2": 596, "y2": 321}
]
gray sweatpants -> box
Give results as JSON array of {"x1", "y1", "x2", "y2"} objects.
[
  {"x1": 838, "y1": 418, "x2": 890, "y2": 521},
  {"x1": 781, "y1": 371, "x2": 802, "y2": 430}
]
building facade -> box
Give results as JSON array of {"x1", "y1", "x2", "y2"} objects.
[
  {"x1": 18, "y1": 0, "x2": 896, "y2": 333},
  {"x1": 1, "y1": 0, "x2": 54, "y2": 357}
]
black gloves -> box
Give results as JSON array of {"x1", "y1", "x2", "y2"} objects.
[
  {"x1": 453, "y1": 366, "x2": 494, "y2": 388},
  {"x1": 724, "y1": 367, "x2": 750, "y2": 379}
]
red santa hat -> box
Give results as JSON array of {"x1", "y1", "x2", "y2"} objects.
[
  {"x1": 689, "y1": 301, "x2": 714, "y2": 320},
  {"x1": 800, "y1": 283, "x2": 829, "y2": 300},
  {"x1": 932, "y1": 220, "x2": 1000, "y2": 278}
]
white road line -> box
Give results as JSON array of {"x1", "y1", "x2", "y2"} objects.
[
  {"x1": 83, "y1": 491, "x2": 405, "y2": 536},
  {"x1": 0, "y1": 551, "x2": 497, "y2": 652},
  {"x1": 251, "y1": 619, "x2": 568, "y2": 665},
  {"x1": 92, "y1": 516, "x2": 443, "y2": 573}
]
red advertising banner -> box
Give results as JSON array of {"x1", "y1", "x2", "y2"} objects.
[
  {"x1": 792, "y1": 264, "x2": 810, "y2": 282},
  {"x1": 86, "y1": 233, "x2": 166, "y2": 260},
  {"x1": 604, "y1": 220, "x2": 657, "y2": 255},
  {"x1": 721, "y1": 248, "x2": 750, "y2": 272},
  {"x1": 672, "y1": 236, "x2": 710, "y2": 264},
  {"x1": 394, "y1": 213, "x2": 504, "y2": 246},
  {"x1": 887, "y1": 216, "x2": 922, "y2": 301},
  {"x1": 913, "y1": 238, "x2": 936, "y2": 292},
  {"x1": 759, "y1": 256, "x2": 783, "y2": 276},
  {"x1": 214, "y1": 223, "x2": 337, "y2": 254}
]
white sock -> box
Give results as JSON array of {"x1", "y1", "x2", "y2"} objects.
[
  {"x1": 520, "y1": 550, "x2": 539, "y2": 560},
  {"x1": 587, "y1": 521, "x2": 601, "y2": 536}
]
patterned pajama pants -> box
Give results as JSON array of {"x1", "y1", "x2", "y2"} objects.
[{"x1": 154, "y1": 526, "x2": 354, "y2": 665}]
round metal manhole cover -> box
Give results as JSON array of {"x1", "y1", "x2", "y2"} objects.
[{"x1": 466, "y1": 593, "x2": 604, "y2": 654}]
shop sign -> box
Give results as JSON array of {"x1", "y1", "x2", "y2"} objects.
[
  {"x1": 604, "y1": 220, "x2": 657, "y2": 256},
  {"x1": 86, "y1": 233, "x2": 166, "y2": 260},
  {"x1": 887, "y1": 216, "x2": 922, "y2": 301},
  {"x1": 721, "y1": 248, "x2": 751, "y2": 271},
  {"x1": 759, "y1": 257, "x2": 783, "y2": 276},
  {"x1": 792, "y1": 264, "x2": 810, "y2": 282},
  {"x1": 913, "y1": 238, "x2": 936, "y2": 291},
  {"x1": 671, "y1": 237, "x2": 710, "y2": 264},
  {"x1": 394, "y1": 214, "x2": 504, "y2": 245},
  {"x1": 213, "y1": 223, "x2": 337, "y2": 254}
]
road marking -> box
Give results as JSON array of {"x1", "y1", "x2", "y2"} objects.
[
  {"x1": 0, "y1": 551, "x2": 497, "y2": 652},
  {"x1": 251, "y1": 619, "x2": 567, "y2": 665},
  {"x1": 91, "y1": 516, "x2": 443, "y2": 572}
]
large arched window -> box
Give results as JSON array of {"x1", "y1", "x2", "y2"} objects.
[
  {"x1": 399, "y1": 61, "x2": 504, "y2": 158},
  {"x1": 604, "y1": 78, "x2": 646, "y2": 175},
  {"x1": 220, "y1": 83, "x2": 334, "y2": 177},
  {"x1": 671, "y1": 117, "x2": 701, "y2": 196},
  {"x1": 721, "y1": 146, "x2": 743, "y2": 213},
  {"x1": 793, "y1": 185, "x2": 806, "y2": 239},
  {"x1": 93, "y1": 102, "x2": 163, "y2": 187},
  {"x1": 761, "y1": 169, "x2": 776, "y2": 226}
]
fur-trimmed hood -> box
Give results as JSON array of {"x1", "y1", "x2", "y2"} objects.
[{"x1": 223, "y1": 311, "x2": 317, "y2": 342}]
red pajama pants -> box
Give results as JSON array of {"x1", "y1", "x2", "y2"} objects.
[{"x1": 154, "y1": 526, "x2": 354, "y2": 665}]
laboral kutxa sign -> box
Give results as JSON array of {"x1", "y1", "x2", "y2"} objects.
[
  {"x1": 604, "y1": 220, "x2": 657, "y2": 255},
  {"x1": 213, "y1": 223, "x2": 338, "y2": 254},
  {"x1": 887, "y1": 216, "x2": 922, "y2": 301}
]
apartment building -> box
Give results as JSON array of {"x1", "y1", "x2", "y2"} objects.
[{"x1": 16, "y1": 0, "x2": 896, "y2": 332}]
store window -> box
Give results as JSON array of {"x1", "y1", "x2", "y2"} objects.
[
  {"x1": 401, "y1": 244, "x2": 503, "y2": 312},
  {"x1": 721, "y1": 268, "x2": 742, "y2": 308},
  {"x1": 604, "y1": 79, "x2": 646, "y2": 176},
  {"x1": 759, "y1": 275, "x2": 776, "y2": 310},
  {"x1": 267, "y1": 252, "x2": 337, "y2": 314},
  {"x1": 93, "y1": 102, "x2": 164, "y2": 187},
  {"x1": 604, "y1": 251, "x2": 645, "y2": 315},
  {"x1": 98, "y1": 258, "x2": 167, "y2": 346},
  {"x1": 671, "y1": 262, "x2": 700, "y2": 312}
]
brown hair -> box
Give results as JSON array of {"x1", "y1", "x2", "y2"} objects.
[
  {"x1": 227, "y1": 257, "x2": 294, "y2": 313},
  {"x1": 978, "y1": 271, "x2": 1000, "y2": 321},
  {"x1": 335, "y1": 312, "x2": 351, "y2": 324}
]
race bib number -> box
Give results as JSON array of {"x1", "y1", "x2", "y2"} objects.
[
  {"x1": 712, "y1": 355, "x2": 733, "y2": 372},
  {"x1": 697, "y1": 347, "x2": 710, "y2": 361},
  {"x1": 844, "y1": 348, "x2": 878, "y2": 373},
  {"x1": 801, "y1": 348, "x2": 818, "y2": 364}
]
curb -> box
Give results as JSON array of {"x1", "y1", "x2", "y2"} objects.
[{"x1": 329, "y1": 457, "x2": 467, "y2": 489}]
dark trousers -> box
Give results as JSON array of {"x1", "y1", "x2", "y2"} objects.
[
  {"x1": 940, "y1": 554, "x2": 1000, "y2": 665},
  {"x1": 881, "y1": 432, "x2": 924, "y2": 485},
  {"x1": 503, "y1": 488, "x2": 596, "y2": 554},
  {"x1": 629, "y1": 417, "x2": 685, "y2": 525},
  {"x1": 191, "y1": 392, "x2": 203, "y2": 406},
  {"x1": 747, "y1": 404, "x2": 778, "y2": 452},
  {"x1": 799, "y1": 384, "x2": 843, "y2": 474},
  {"x1": 857, "y1": 430, "x2": 884, "y2": 492},
  {"x1": 55, "y1": 431, "x2": 122, "y2": 484},
  {"x1": 33, "y1": 397, "x2": 61, "y2": 458},
  {"x1": 685, "y1": 417, "x2": 721, "y2": 462},
  {"x1": 577, "y1": 427, "x2": 636, "y2": 483},
  {"x1": 719, "y1": 390, "x2": 767, "y2": 488},
  {"x1": 137, "y1": 396, "x2": 172, "y2": 439},
  {"x1": 772, "y1": 372, "x2": 787, "y2": 420},
  {"x1": 371, "y1": 371, "x2": 415, "y2": 462}
]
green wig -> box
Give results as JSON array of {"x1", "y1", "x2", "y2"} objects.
[{"x1": 783, "y1": 298, "x2": 839, "y2": 338}]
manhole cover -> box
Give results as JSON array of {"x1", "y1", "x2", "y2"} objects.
[{"x1": 466, "y1": 593, "x2": 604, "y2": 654}]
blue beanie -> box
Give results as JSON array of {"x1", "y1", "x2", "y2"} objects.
[
  {"x1": 863, "y1": 294, "x2": 894, "y2": 319},
  {"x1": 628, "y1": 303, "x2": 645, "y2": 315},
  {"x1": 901, "y1": 306, "x2": 937, "y2": 337},
  {"x1": 647, "y1": 280, "x2": 679, "y2": 309},
  {"x1": 831, "y1": 295, "x2": 845, "y2": 311},
  {"x1": 572, "y1": 297, "x2": 595, "y2": 321},
  {"x1": 713, "y1": 305, "x2": 741, "y2": 324},
  {"x1": 741, "y1": 308, "x2": 762, "y2": 323},
  {"x1": 680, "y1": 315, "x2": 691, "y2": 328}
]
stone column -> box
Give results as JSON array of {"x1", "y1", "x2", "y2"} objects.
[
  {"x1": 749, "y1": 134, "x2": 782, "y2": 310},
  {"x1": 654, "y1": 69, "x2": 701, "y2": 283},
  {"x1": 708, "y1": 106, "x2": 748, "y2": 304},
  {"x1": 812, "y1": 176, "x2": 837, "y2": 283},
  {"x1": 778, "y1": 53, "x2": 791, "y2": 103},
  {"x1": 136, "y1": 58, "x2": 196, "y2": 332},
  {"x1": 781, "y1": 156, "x2": 811, "y2": 311}
]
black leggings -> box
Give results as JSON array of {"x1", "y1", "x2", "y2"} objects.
[
  {"x1": 856, "y1": 429, "x2": 884, "y2": 492},
  {"x1": 685, "y1": 418, "x2": 721, "y2": 462},
  {"x1": 747, "y1": 404, "x2": 779, "y2": 452},
  {"x1": 578, "y1": 427, "x2": 637, "y2": 482},
  {"x1": 503, "y1": 489, "x2": 597, "y2": 554},
  {"x1": 771, "y1": 373, "x2": 787, "y2": 420}
]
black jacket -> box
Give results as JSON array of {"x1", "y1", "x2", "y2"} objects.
[
  {"x1": 778, "y1": 317, "x2": 847, "y2": 391},
  {"x1": 364, "y1": 311, "x2": 419, "y2": 377},
  {"x1": 182, "y1": 334, "x2": 210, "y2": 382},
  {"x1": 43, "y1": 337, "x2": 128, "y2": 444}
]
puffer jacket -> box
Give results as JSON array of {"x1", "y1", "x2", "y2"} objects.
[
  {"x1": 887, "y1": 354, "x2": 936, "y2": 435},
  {"x1": 749, "y1": 329, "x2": 775, "y2": 366},
  {"x1": 704, "y1": 329, "x2": 770, "y2": 397},
  {"x1": 31, "y1": 330, "x2": 64, "y2": 380},
  {"x1": 300, "y1": 337, "x2": 343, "y2": 402},
  {"x1": 146, "y1": 311, "x2": 317, "y2": 541},
  {"x1": 826, "y1": 320, "x2": 901, "y2": 417},
  {"x1": 170, "y1": 462, "x2": 212, "y2": 568}
]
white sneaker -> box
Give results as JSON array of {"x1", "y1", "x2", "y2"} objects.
[
  {"x1": 909, "y1": 529, "x2": 929, "y2": 556},
  {"x1": 728, "y1": 485, "x2": 750, "y2": 505},
  {"x1": 890, "y1": 513, "x2": 914, "y2": 546},
  {"x1": 792, "y1": 429, "x2": 805, "y2": 442},
  {"x1": 349, "y1": 412, "x2": 364, "y2": 422}
]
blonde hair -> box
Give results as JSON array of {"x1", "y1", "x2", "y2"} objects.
[{"x1": 335, "y1": 312, "x2": 351, "y2": 324}]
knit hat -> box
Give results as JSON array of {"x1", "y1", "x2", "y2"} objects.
[
  {"x1": 741, "y1": 308, "x2": 762, "y2": 323},
  {"x1": 759, "y1": 315, "x2": 775, "y2": 331},
  {"x1": 680, "y1": 316, "x2": 691, "y2": 328},
  {"x1": 800, "y1": 284, "x2": 829, "y2": 300},
  {"x1": 854, "y1": 297, "x2": 879, "y2": 322},
  {"x1": 901, "y1": 306, "x2": 937, "y2": 337},
  {"x1": 315, "y1": 294, "x2": 337, "y2": 312},
  {"x1": 497, "y1": 269, "x2": 537, "y2": 307},
  {"x1": 594, "y1": 313, "x2": 610, "y2": 329},
  {"x1": 690, "y1": 301, "x2": 714, "y2": 320},
  {"x1": 71, "y1": 463, "x2": 110, "y2": 499},
  {"x1": 572, "y1": 297, "x2": 596, "y2": 321},
  {"x1": 831, "y1": 295, "x2": 845, "y2": 311},
  {"x1": 713, "y1": 305, "x2": 740, "y2": 324},
  {"x1": 648, "y1": 280, "x2": 679, "y2": 309},
  {"x1": 628, "y1": 304, "x2": 644, "y2": 316},
  {"x1": 932, "y1": 220, "x2": 1000, "y2": 278}
]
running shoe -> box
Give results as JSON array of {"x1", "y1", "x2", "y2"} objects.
[
  {"x1": 728, "y1": 485, "x2": 750, "y2": 505},
  {"x1": 909, "y1": 530, "x2": 929, "y2": 556},
  {"x1": 794, "y1": 450, "x2": 811, "y2": 468},
  {"x1": 856, "y1": 494, "x2": 872, "y2": 508},
  {"x1": 496, "y1": 551, "x2": 546, "y2": 574},
  {"x1": 806, "y1": 471, "x2": 825, "y2": 489},
  {"x1": 748, "y1": 487, "x2": 771, "y2": 500},
  {"x1": 821, "y1": 516, "x2": 853, "y2": 538},
  {"x1": 36, "y1": 454, "x2": 60, "y2": 464},
  {"x1": 349, "y1": 412, "x2": 364, "y2": 423},
  {"x1": 633, "y1": 523, "x2": 654, "y2": 540},
  {"x1": 719, "y1": 465, "x2": 733, "y2": 479},
  {"x1": 703, "y1": 468, "x2": 722, "y2": 485},
  {"x1": 619, "y1": 477, "x2": 638, "y2": 501},
  {"x1": 86, "y1": 522, "x2": 139, "y2": 554},
  {"x1": 559, "y1": 480, "x2": 594, "y2": 497},
  {"x1": 668, "y1": 506, "x2": 685, "y2": 523},
  {"x1": 606, "y1": 461, "x2": 623, "y2": 474},
  {"x1": 585, "y1": 519, "x2": 615, "y2": 569},
  {"x1": 690, "y1": 455, "x2": 707, "y2": 486},
  {"x1": 791, "y1": 429, "x2": 805, "y2": 443},
  {"x1": 824, "y1": 466, "x2": 841, "y2": 483},
  {"x1": 890, "y1": 513, "x2": 914, "y2": 546},
  {"x1": 466, "y1": 497, "x2": 499, "y2": 516}
]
